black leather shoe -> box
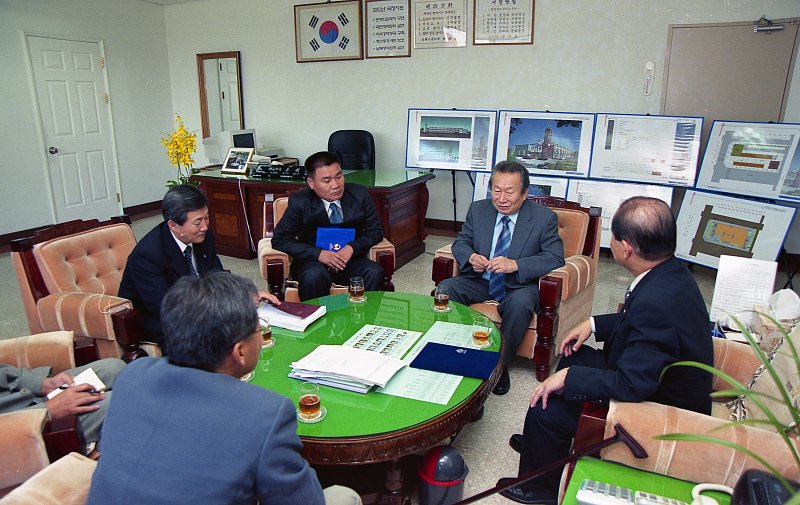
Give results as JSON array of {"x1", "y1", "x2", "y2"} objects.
[
  {"x1": 509, "y1": 433, "x2": 524, "y2": 454},
  {"x1": 496, "y1": 478, "x2": 557, "y2": 505},
  {"x1": 492, "y1": 366, "x2": 510, "y2": 395}
]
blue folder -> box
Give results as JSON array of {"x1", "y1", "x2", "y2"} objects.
[
  {"x1": 409, "y1": 343, "x2": 500, "y2": 380},
  {"x1": 315, "y1": 227, "x2": 355, "y2": 251}
]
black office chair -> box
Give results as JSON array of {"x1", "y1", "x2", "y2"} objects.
[{"x1": 328, "y1": 130, "x2": 375, "y2": 171}]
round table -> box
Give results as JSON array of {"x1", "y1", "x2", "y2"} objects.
[{"x1": 249, "y1": 291, "x2": 503, "y2": 466}]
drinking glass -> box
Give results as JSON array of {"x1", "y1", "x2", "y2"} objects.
[
  {"x1": 298, "y1": 382, "x2": 322, "y2": 420},
  {"x1": 348, "y1": 277, "x2": 366, "y2": 303},
  {"x1": 472, "y1": 315, "x2": 492, "y2": 348},
  {"x1": 260, "y1": 319, "x2": 274, "y2": 348},
  {"x1": 432, "y1": 285, "x2": 450, "y2": 312}
]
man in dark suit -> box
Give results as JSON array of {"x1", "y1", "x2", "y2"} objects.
[
  {"x1": 497, "y1": 197, "x2": 714, "y2": 504},
  {"x1": 87, "y1": 273, "x2": 360, "y2": 505},
  {"x1": 273, "y1": 151, "x2": 385, "y2": 301},
  {"x1": 118, "y1": 184, "x2": 278, "y2": 343},
  {"x1": 439, "y1": 161, "x2": 565, "y2": 395}
]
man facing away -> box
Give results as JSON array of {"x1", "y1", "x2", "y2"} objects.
[
  {"x1": 497, "y1": 197, "x2": 714, "y2": 504},
  {"x1": 272, "y1": 151, "x2": 385, "y2": 301},
  {"x1": 119, "y1": 184, "x2": 278, "y2": 343},
  {"x1": 87, "y1": 272, "x2": 359, "y2": 505},
  {"x1": 438, "y1": 160, "x2": 565, "y2": 395}
]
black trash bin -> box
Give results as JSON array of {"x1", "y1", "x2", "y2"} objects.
[{"x1": 418, "y1": 445, "x2": 469, "y2": 505}]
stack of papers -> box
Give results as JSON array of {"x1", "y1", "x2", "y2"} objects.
[
  {"x1": 45, "y1": 368, "x2": 106, "y2": 399},
  {"x1": 289, "y1": 345, "x2": 407, "y2": 393},
  {"x1": 258, "y1": 301, "x2": 326, "y2": 332}
]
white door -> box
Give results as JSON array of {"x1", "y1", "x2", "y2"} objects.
[
  {"x1": 27, "y1": 35, "x2": 121, "y2": 222},
  {"x1": 218, "y1": 57, "x2": 240, "y2": 131}
]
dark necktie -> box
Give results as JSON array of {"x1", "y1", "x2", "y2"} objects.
[
  {"x1": 488, "y1": 216, "x2": 511, "y2": 301},
  {"x1": 329, "y1": 203, "x2": 343, "y2": 224},
  {"x1": 184, "y1": 245, "x2": 198, "y2": 277}
]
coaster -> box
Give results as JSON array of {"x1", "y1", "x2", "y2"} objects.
[
  {"x1": 431, "y1": 304, "x2": 451, "y2": 313},
  {"x1": 261, "y1": 338, "x2": 275, "y2": 349},
  {"x1": 297, "y1": 406, "x2": 327, "y2": 424},
  {"x1": 348, "y1": 296, "x2": 367, "y2": 304},
  {"x1": 240, "y1": 371, "x2": 254, "y2": 382},
  {"x1": 472, "y1": 337, "x2": 493, "y2": 349}
]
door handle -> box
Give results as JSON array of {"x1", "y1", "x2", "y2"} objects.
[{"x1": 48, "y1": 147, "x2": 58, "y2": 154}]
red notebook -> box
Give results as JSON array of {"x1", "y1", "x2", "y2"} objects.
[{"x1": 273, "y1": 301, "x2": 322, "y2": 319}]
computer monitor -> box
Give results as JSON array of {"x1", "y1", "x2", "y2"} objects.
[
  {"x1": 202, "y1": 129, "x2": 257, "y2": 164},
  {"x1": 231, "y1": 129, "x2": 257, "y2": 149}
]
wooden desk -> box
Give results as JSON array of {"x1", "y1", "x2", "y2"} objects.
[{"x1": 191, "y1": 170, "x2": 434, "y2": 268}]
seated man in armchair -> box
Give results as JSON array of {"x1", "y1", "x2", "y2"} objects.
[{"x1": 497, "y1": 197, "x2": 714, "y2": 504}]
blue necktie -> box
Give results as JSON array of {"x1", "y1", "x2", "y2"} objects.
[
  {"x1": 184, "y1": 245, "x2": 198, "y2": 277},
  {"x1": 329, "y1": 203, "x2": 343, "y2": 224},
  {"x1": 488, "y1": 216, "x2": 511, "y2": 301}
]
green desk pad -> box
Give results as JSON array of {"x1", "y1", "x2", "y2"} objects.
[
  {"x1": 564, "y1": 457, "x2": 731, "y2": 505},
  {"x1": 197, "y1": 169, "x2": 430, "y2": 188},
  {"x1": 249, "y1": 292, "x2": 501, "y2": 438}
]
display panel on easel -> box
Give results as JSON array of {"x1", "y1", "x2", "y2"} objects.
[{"x1": 405, "y1": 109, "x2": 497, "y2": 170}]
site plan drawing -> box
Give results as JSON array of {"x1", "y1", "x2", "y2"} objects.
[
  {"x1": 675, "y1": 190, "x2": 795, "y2": 269},
  {"x1": 695, "y1": 121, "x2": 800, "y2": 202}
]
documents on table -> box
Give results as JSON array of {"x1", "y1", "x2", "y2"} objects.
[
  {"x1": 45, "y1": 367, "x2": 106, "y2": 399},
  {"x1": 343, "y1": 324, "x2": 421, "y2": 359},
  {"x1": 258, "y1": 301, "x2": 326, "y2": 332},
  {"x1": 377, "y1": 321, "x2": 479, "y2": 405},
  {"x1": 289, "y1": 345, "x2": 407, "y2": 394}
]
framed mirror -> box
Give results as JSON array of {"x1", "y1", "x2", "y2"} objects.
[{"x1": 196, "y1": 51, "x2": 244, "y2": 139}]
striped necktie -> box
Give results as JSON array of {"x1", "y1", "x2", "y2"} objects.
[
  {"x1": 488, "y1": 216, "x2": 511, "y2": 301},
  {"x1": 329, "y1": 203, "x2": 343, "y2": 224},
  {"x1": 184, "y1": 245, "x2": 198, "y2": 277}
]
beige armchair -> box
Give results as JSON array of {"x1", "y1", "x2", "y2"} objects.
[
  {"x1": 0, "y1": 453, "x2": 96, "y2": 505},
  {"x1": 0, "y1": 332, "x2": 84, "y2": 496},
  {"x1": 431, "y1": 197, "x2": 601, "y2": 381},
  {"x1": 257, "y1": 197, "x2": 396, "y2": 302},
  {"x1": 574, "y1": 337, "x2": 800, "y2": 487},
  {"x1": 11, "y1": 217, "x2": 153, "y2": 362}
]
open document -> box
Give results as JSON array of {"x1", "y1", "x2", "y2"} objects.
[
  {"x1": 46, "y1": 368, "x2": 106, "y2": 399},
  {"x1": 289, "y1": 345, "x2": 407, "y2": 394}
]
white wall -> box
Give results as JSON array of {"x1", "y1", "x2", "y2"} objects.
[
  {"x1": 165, "y1": 0, "x2": 800, "y2": 223},
  {"x1": 0, "y1": 0, "x2": 173, "y2": 234}
]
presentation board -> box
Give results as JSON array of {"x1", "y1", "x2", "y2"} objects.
[
  {"x1": 494, "y1": 111, "x2": 594, "y2": 178},
  {"x1": 675, "y1": 190, "x2": 795, "y2": 269},
  {"x1": 472, "y1": 172, "x2": 569, "y2": 202},
  {"x1": 566, "y1": 180, "x2": 673, "y2": 248},
  {"x1": 695, "y1": 121, "x2": 800, "y2": 203},
  {"x1": 406, "y1": 109, "x2": 497, "y2": 170},
  {"x1": 590, "y1": 113, "x2": 703, "y2": 187}
]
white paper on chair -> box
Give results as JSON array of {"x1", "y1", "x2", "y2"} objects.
[
  {"x1": 45, "y1": 368, "x2": 106, "y2": 399},
  {"x1": 709, "y1": 255, "x2": 777, "y2": 328}
]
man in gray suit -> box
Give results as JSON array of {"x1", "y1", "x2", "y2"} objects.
[{"x1": 439, "y1": 161, "x2": 564, "y2": 395}]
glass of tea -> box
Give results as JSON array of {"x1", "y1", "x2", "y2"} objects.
[
  {"x1": 472, "y1": 315, "x2": 492, "y2": 348},
  {"x1": 260, "y1": 319, "x2": 274, "y2": 348},
  {"x1": 348, "y1": 276, "x2": 366, "y2": 303},
  {"x1": 298, "y1": 382, "x2": 322, "y2": 421},
  {"x1": 432, "y1": 284, "x2": 451, "y2": 312}
]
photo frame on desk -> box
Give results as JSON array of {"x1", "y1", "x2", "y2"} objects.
[
  {"x1": 294, "y1": 0, "x2": 363, "y2": 63},
  {"x1": 365, "y1": 0, "x2": 411, "y2": 59},
  {"x1": 473, "y1": 0, "x2": 534, "y2": 45},
  {"x1": 221, "y1": 147, "x2": 253, "y2": 175}
]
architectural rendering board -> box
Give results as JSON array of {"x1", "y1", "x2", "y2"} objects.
[
  {"x1": 566, "y1": 180, "x2": 673, "y2": 247},
  {"x1": 494, "y1": 111, "x2": 594, "y2": 178},
  {"x1": 406, "y1": 109, "x2": 497, "y2": 170},
  {"x1": 676, "y1": 190, "x2": 795, "y2": 269},
  {"x1": 472, "y1": 172, "x2": 568, "y2": 202},
  {"x1": 695, "y1": 121, "x2": 800, "y2": 202},
  {"x1": 589, "y1": 114, "x2": 703, "y2": 187}
]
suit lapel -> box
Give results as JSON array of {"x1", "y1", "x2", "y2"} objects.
[
  {"x1": 476, "y1": 202, "x2": 498, "y2": 257},
  {"x1": 162, "y1": 225, "x2": 187, "y2": 276},
  {"x1": 507, "y1": 202, "x2": 534, "y2": 259}
]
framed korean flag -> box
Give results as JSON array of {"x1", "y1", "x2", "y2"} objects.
[{"x1": 295, "y1": 1, "x2": 364, "y2": 63}]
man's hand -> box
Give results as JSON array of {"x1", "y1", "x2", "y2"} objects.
[
  {"x1": 256, "y1": 290, "x2": 281, "y2": 306},
  {"x1": 560, "y1": 319, "x2": 593, "y2": 357},
  {"x1": 318, "y1": 245, "x2": 354, "y2": 272},
  {"x1": 45, "y1": 384, "x2": 104, "y2": 420},
  {"x1": 40, "y1": 372, "x2": 75, "y2": 396},
  {"x1": 469, "y1": 253, "x2": 490, "y2": 273},
  {"x1": 486, "y1": 256, "x2": 518, "y2": 274},
  {"x1": 530, "y1": 368, "x2": 568, "y2": 409}
]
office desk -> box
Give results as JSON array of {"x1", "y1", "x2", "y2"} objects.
[
  {"x1": 191, "y1": 170, "x2": 434, "y2": 267},
  {"x1": 250, "y1": 291, "x2": 502, "y2": 466}
]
